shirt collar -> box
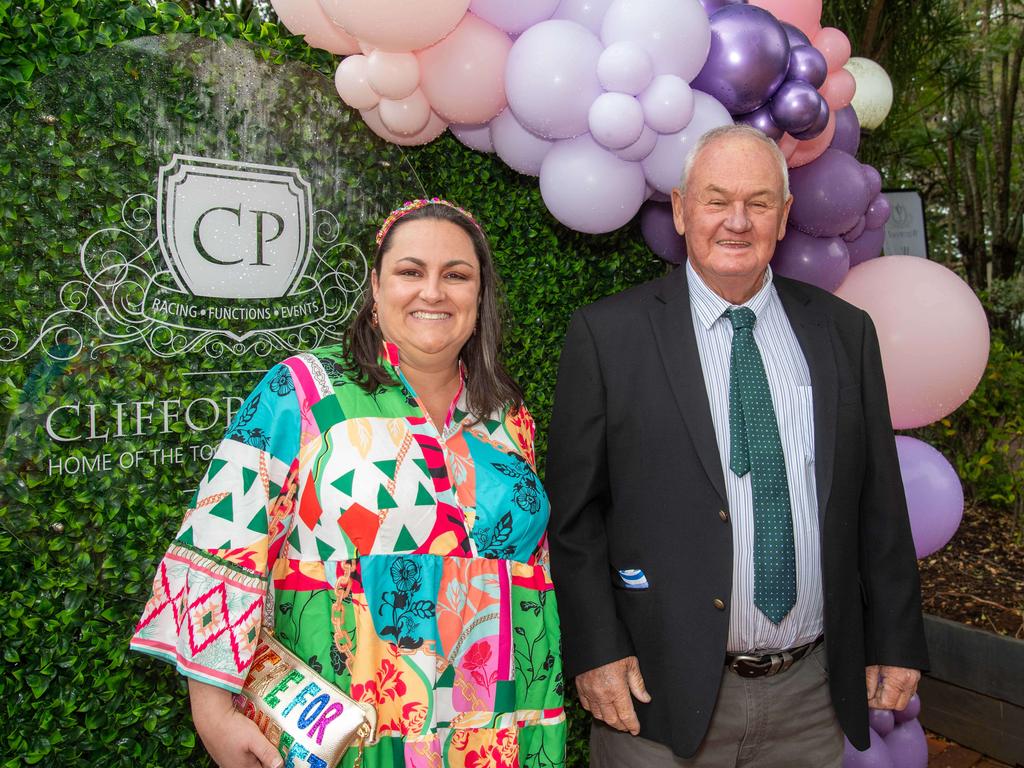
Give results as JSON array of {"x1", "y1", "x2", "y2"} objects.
[
  {"x1": 686, "y1": 261, "x2": 776, "y2": 330},
  {"x1": 379, "y1": 341, "x2": 468, "y2": 422}
]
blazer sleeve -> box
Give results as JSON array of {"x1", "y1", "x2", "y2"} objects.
[
  {"x1": 857, "y1": 313, "x2": 930, "y2": 670},
  {"x1": 545, "y1": 310, "x2": 636, "y2": 678}
]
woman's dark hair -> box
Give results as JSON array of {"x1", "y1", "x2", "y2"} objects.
[{"x1": 344, "y1": 202, "x2": 523, "y2": 420}]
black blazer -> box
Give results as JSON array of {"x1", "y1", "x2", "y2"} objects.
[{"x1": 545, "y1": 265, "x2": 928, "y2": 758}]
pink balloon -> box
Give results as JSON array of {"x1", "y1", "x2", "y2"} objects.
[
  {"x1": 360, "y1": 105, "x2": 448, "y2": 145},
  {"x1": 787, "y1": 111, "x2": 836, "y2": 168},
  {"x1": 334, "y1": 55, "x2": 380, "y2": 110},
  {"x1": 470, "y1": 0, "x2": 560, "y2": 34},
  {"x1": 834, "y1": 256, "x2": 991, "y2": 429},
  {"x1": 377, "y1": 88, "x2": 432, "y2": 135},
  {"x1": 366, "y1": 51, "x2": 420, "y2": 99},
  {"x1": 778, "y1": 132, "x2": 799, "y2": 160},
  {"x1": 821, "y1": 68, "x2": 856, "y2": 111},
  {"x1": 272, "y1": 0, "x2": 361, "y2": 54},
  {"x1": 814, "y1": 26, "x2": 852, "y2": 71},
  {"x1": 318, "y1": 0, "x2": 470, "y2": 52},
  {"x1": 418, "y1": 13, "x2": 512, "y2": 124},
  {"x1": 748, "y1": 0, "x2": 822, "y2": 39}
]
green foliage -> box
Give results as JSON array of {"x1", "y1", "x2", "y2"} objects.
[
  {"x1": 913, "y1": 333, "x2": 1024, "y2": 532},
  {"x1": 0, "y1": 3, "x2": 663, "y2": 766}
]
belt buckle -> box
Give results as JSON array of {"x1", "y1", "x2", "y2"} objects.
[{"x1": 728, "y1": 653, "x2": 768, "y2": 677}]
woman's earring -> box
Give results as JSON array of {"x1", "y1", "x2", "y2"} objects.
[{"x1": 371, "y1": 304, "x2": 379, "y2": 327}]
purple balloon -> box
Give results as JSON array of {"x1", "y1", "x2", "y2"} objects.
[
  {"x1": 490, "y1": 108, "x2": 554, "y2": 176},
  {"x1": 868, "y1": 708, "x2": 896, "y2": 738},
  {"x1": 770, "y1": 80, "x2": 822, "y2": 134},
  {"x1": 780, "y1": 21, "x2": 811, "y2": 47},
  {"x1": 772, "y1": 226, "x2": 850, "y2": 292},
  {"x1": 843, "y1": 730, "x2": 894, "y2": 768},
  {"x1": 640, "y1": 201, "x2": 686, "y2": 264},
  {"x1": 843, "y1": 215, "x2": 867, "y2": 243},
  {"x1": 792, "y1": 96, "x2": 830, "y2": 140},
  {"x1": 737, "y1": 103, "x2": 783, "y2": 140},
  {"x1": 789, "y1": 149, "x2": 873, "y2": 237},
  {"x1": 846, "y1": 225, "x2": 886, "y2": 266},
  {"x1": 862, "y1": 165, "x2": 883, "y2": 199},
  {"x1": 865, "y1": 194, "x2": 891, "y2": 229},
  {"x1": 831, "y1": 105, "x2": 861, "y2": 155},
  {"x1": 883, "y1": 719, "x2": 928, "y2": 768},
  {"x1": 896, "y1": 436, "x2": 964, "y2": 558},
  {"x1": 894, "y1": 693, "x2": 922, "y2": 724},
  {"x1": 700, "y1": 0, "x2": 747, "y2": 14},
  {"x1": 788, "y1": 44, "x2": 828, "y2": 88},
  {"x1": 450, "y1": 122, "x2": 494, "y2": 153},
  {"x1": 691, "y1": 5, "x2": 790, "y2": 115}
]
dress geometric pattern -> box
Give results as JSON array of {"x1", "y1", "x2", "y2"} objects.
[{"x1": 131, "y1": 342, "x2": 565, "y2": 767}]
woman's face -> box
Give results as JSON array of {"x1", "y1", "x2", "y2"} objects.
[{"x1": 371, "y1": 218, "x2": 481, "y2": 372}]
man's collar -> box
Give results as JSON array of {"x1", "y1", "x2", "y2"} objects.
[{"x1": 686, "y1": 261, "x2": 775, "y2": 330}]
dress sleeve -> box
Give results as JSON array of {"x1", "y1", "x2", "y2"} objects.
[{"x1": 130, "y1": 363, "x2": 302, "y2": 692}]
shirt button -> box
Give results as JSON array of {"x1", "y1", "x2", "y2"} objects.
[
  {"x1": 719, "y1": 509, "x2": 729, "y2": 522},
  {"x1": 713, "y1": 598, "x2": 726, "y2": 611}
]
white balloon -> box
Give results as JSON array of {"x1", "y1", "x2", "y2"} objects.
[
  {"x1": 491, "y1": 108, "x2": 555, "y2": 175},
  {"x1": 844, "y1": 57, "x2": 894, "y2": 131},
  {"x1": 552, "y1": 0, "x2": 615, "y2": 34},
  {"x1": 335, "y1": 56, "x2": 380, "y2": 110},
  {"x1": 639, "y1": 74, "x2": 694, "y2": 134},
  {"x1": 641, "y1": 90, "x2": 733, "y2": 194},
  {"x1": 597, "y1": 41, "x2": 654, "y2": 95},
  {"x1": 601, "y1": 0, "x2": 711, "y2": 80},
  {"x1": 367, "y1": 51, "x2": 420, "y2": 100},
  {"x1": 588, "y1": 92, "x2": 645, "y2": 149}
]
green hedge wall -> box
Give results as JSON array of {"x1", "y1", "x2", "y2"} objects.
[{"x1": 0, "y1": 3, "x2": 663, "y2": 765}]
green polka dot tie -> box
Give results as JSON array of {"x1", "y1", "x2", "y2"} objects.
[{"x1": 726, "y1": 307, "x2": 796, "y2": 625}]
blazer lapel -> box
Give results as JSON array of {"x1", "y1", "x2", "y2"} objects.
[
  {"x1": 776, "y1": 280, "x2": 839, "y2": 521},
  {"x1": 648, "y1": 267, "x2": 729, "y2": 506}
]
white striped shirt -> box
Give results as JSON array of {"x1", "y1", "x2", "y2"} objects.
[{"x1": 687, "y1": 261, "x2": 824, "y2": 652}]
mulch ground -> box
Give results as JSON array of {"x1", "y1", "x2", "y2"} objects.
[{"x1": 918, "y1": 504, "x2": 1024, "y2": 638}]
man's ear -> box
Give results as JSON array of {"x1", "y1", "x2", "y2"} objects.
[
  {"x1": 777, "y1": 194, "x2": 794, "y2": 240},
  {"x1": 671, "y1": 187, "x2": 686, "y2": 236}
]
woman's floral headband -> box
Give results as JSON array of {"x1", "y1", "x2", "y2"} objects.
[{"x1": 375, "y1": 197, "x2": 481, "y2": 246}]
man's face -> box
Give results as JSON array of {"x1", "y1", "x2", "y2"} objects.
[{"x1": 671, "y1": 135, "x2": 792, "y2": 302}]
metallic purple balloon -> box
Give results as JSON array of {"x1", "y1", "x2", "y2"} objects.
[
  {"x1": 736, "y1": 103, "x2": 784, "y2": 140},
  {"x1": 770, "y1": 80, "x2": 821, "y2": 134},
  {"x1": 789, "y1": 148, "x2": 873, "y2": 237},
  {"x1": 830, "y1": 105, "x2": 861, "y2": 155},
  {"x1": 843, "y1": 215, "x2": 867, "y2": 242},
  {"x1": 788, "y1": 44, "x2": 828, "y2": 88},
  {"x1": 700, "y1": 0, "x2": 747, "y2": 15},
  {"x1": 639, "y1": 201, "x2": 687, "y2": 265},
  {"x1": 792, "y1": 95, "x2": 830, "y2": 140},
  {"x1": 883, "y1": 719, "x2": 928, "y2": 768},
  {"x1": 865, "y1": 193, "x2": 891, "y2": 229},
  {"x1": 862, "y1": 164, "x2": 883, "y2": 198},
  {"x1": 691, "y1": 5, "x2": 790, "y2": 115},
  {"x1": 846, "y1": 224, "x2": 886, "y2": 266},
  {"x1": 772, "y1": 226, "x2": 850, "y2": 292},
  {"x1": 780, "y1": 21, "x2": 811, "y2": 48}
]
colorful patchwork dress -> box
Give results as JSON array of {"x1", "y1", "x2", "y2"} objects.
[{"x1": 131, "y1": 342, "x2": 565, "y2": 767}]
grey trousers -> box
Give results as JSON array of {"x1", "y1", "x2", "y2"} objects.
[{"x1": 589, "y1": 645, "x2": 844, "y2": 768}]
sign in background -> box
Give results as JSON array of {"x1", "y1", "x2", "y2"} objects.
[{"x1": 883, "y1": 189, "x2": 929, "y2": 257}]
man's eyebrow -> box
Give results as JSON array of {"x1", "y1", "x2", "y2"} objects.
[{"x1": 701, "y1": 185, "x2": 777, "y2": 198}]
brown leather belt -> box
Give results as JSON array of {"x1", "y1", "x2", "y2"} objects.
[{"x1": 725, "y1": 636, "x2": 824, "y2": 678}]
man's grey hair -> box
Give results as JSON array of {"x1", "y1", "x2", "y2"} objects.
[{"x1": 678, "y1": 124, "x2": 790, "y2": 200}]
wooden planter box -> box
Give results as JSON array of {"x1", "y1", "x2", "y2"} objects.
[{"x1": 917, "y1": 615, "x2": 1024, "y2": 766}]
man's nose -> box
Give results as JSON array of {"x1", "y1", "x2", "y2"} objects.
[{"x1": 724, "y1": 202, "x2": 751, "y2": 231}]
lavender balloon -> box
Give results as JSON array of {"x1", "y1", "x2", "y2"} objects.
[
  {"x1": 896, "y1": 436, "x2": 964, "y2": 558},
  {"x1": 831, "y1": 105, "x2": 861, "y2": 155},
  {"x1": 691, "y1": 5, "x2": 790, "y2": 115},
  {"x1": 772, "y1": 226, "x2": 850, "y2": 292},
  {"x1": 843, "y1": 216, "x2": 867, "y2": 243},
  {"x1": 843, "y1": 730, "x2": 894, "y2": 768},
  {"x1": 640, "y1": 201, "x2": 686, "y2": 264},
  {"x1": 490, "y1": 108, "x2": 554, "y2": 176},
  {"x1": 789, "y1": 149, "x2": 873, "y2": 237},
  {"x1": 894, "y1": 693, "x2": 922, "y2": 724},
  {"x1": 846, "y1": 225, "x2": 886, "y2": 266},
  {"x1": 868, "y1": 708, "x2": 896, "y2": 738},
  {"x1": 780, "y1": 21, "x2": 811, "y2": 47},
  {"x1": 788, "y1": 44, "x2": 828, "y2": 88},
  {"x1": 883, "y1": 719, "x2": 928, "y2": 768},
  {"x1": 865, "y1": 194, "x2": 891, "y2": 230},
  {"x1": 642, "y1": 90, "x2": 733, "y2": 194},
  {"x1": 450, "y1": 122, "x2": 495, "y2": 153},
  {"x1": 737, "y1": 103, "x2": 783, "y2": 140},
  {"x1": 862, "y1": 165, "x2": 882, "y2": 198},
  {"x1": 792, "y1": 96, "x2": 830, "y2": 140},
  {"x1": 770, "y1": 80, "x2": 822, "y2": 134}
]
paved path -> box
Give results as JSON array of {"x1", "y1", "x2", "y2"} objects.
[{"x1": 928, "y1": 734, "x2": 1013, "y2": 767}]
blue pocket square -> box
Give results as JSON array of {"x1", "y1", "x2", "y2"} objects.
[{"x1": 618, "y1": 568, "x2": 650, "y2": 589}]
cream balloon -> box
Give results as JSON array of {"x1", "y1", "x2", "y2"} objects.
[
  {"x1": 844, "y1": 57, "x2": 894, "y2": 130},
  {"x1": 318, "y1": 0, "x2": 470, "y2": 52},
  {"x1": 367, "y1": 51, "x2": 420, "y2": 99},
  {"x1": 834, "y1": 256, "x2": 990, "y2": 429},
  {"x1": 360, "y1": 105, "x2": 448, "y2": 146},
  {"x1": 272, "y1": 0, "x2": 361, "y2": 54},
  {"x1": 378, "y1": 89, "x2": 433, "y2": 135},
  {"x1": 335, "y1": 55, "x2": 380, "y2": 110}
]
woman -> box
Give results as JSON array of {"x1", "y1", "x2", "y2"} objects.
[{"x1": 131, "y1": 199, "x2": 565, "y2": 767}]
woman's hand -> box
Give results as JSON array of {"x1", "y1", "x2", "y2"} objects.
[{"x1": 188, "y1": 679, "x2": 284, "y2": 768}]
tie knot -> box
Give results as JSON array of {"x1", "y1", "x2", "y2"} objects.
[{"x1": 726, "y1": 306, "x2": 756, "y2": 331}]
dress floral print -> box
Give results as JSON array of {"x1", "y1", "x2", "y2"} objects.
[{"x1": 131, "y1": 342, "x2": 565, "y2": 766}]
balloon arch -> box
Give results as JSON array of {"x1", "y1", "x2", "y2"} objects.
[{"x1": 269, "y1": 1, "x2": 992, "y2": 763}]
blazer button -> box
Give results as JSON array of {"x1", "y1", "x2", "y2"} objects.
[
  {"x1": 713, "y1": 598, "x2": 726, "y2": 611},
  {"x1": 719, "y1": 509, "x2": 729, "y2": 522}
]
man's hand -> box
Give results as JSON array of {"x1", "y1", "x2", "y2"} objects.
[
  {"x1": 575, "y1": 656, "x2": 651, "y2": 735},
  {"x1": 865, "y1": 665, "x2": 921, "y2": 711}
]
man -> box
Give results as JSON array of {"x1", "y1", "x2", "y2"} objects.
[{"x1": 545, "y1": 124, "x2": 928, "y2": 767}]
